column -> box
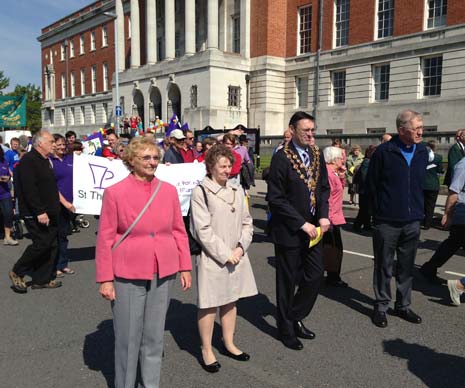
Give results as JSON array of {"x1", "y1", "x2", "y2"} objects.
[
  {"x1": 146, "y1": 0, "x2": 157, "y2": 63},
  {"x1": 185, "y1": 0, "x2": 196, "y2": 55},
  {"x1": 130, "y1": 0, "x2": 140, "y2": 68},
  {"x1": 207, "y1": 0, "x2": 218, "y2": 49},
  {"x1": 165, "y1": 0, "x2": 175, "y2": 60},
  {"x1": 116, "y1": 0, "x2": 125, "y2": 71},
  {"x1": 240, "y1": 0, "x2": 250, "y2": 58}
]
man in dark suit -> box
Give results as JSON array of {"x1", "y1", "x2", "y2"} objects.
[
  {"x1": 443, "y1": 129, "x2": 465, "y2": 187},
  {"x1": 267, "y1": 111, "x2": 330, "y2": 350}
]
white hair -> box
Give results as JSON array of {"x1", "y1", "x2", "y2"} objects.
[{"x1": 323, "y1": 146, "x2": 343, "y2": 164}]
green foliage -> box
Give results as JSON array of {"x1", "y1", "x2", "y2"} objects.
[
  {"x1": 8, "y1": 83, "x2": 42, "y2": 132},
  {"x1": 0, "y1": 71, "x2": 10, "y2": 95}
]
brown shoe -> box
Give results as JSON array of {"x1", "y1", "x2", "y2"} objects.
[
  {"x1": 9, "y1": 271, "x2": 27, "y2": 293},
  {"x1": 31, "y1": 280, "x2": 62, "y2": 289}
]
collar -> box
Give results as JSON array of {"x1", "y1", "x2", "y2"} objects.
[
  {"x1": 292, "y1": 140, "x2": 308, "y2": 155},
  {"x1": 202, "y1": 176, "x2": 237, "y2": 194}
]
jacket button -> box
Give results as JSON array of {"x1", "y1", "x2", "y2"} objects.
[{"x1": 150, "y1": 232, "x2": 155, "y2": 238}]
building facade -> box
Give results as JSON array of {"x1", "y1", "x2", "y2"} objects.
[{"x1": 39, "y1": 0, "x2": 465, "y2": 136}]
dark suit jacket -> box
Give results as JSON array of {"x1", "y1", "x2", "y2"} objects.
[
  {"x1": 444, "y1": 143, "x2": 465, "y2": 187},
  {"x1": 267, "y1": 142, "x2": 330, "y2": 247}
]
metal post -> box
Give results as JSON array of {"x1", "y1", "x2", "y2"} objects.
[
  {"x1": 65, "y1": 39, "x2": 69, "y2": 132},
  {"x1": 104, "y1": 11, "x2": 120, "y2": 135},
  {"x1": 312, "y1": 0, "x2": 324, "y2": 127}
]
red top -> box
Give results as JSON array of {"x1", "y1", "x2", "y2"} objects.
[
  {"x1": 102, "y1": 147, "x2": 117, "y2": 159},
  {"x1": 180, "y1": 148, "x2": 196, "y2": 163},
  {"x1": 230, "y1": 150, "x2": 242, "y2": 177}
]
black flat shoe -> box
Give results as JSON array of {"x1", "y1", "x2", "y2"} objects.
[
  {"x1": 200, "y1": 360, "x2": 221, "y2": 373},
  {"x1": 293, "y1": 320, "x2": 316, "y2": 340},
  {"x1": 372, "y1": 310, "x2": 388, "y2": 328},
  {"x1": 394, "y1": 308, "x2": 422, "y2": 324},
  {"x1": 223, "y1": 349, "x2": 250, "y2": 361},
  {"x1": 326, "y1": 279, "x2": 349, "y2": 288},
  {"x1": 280, "y1": 335, "x2": 303, "y2": 350}
]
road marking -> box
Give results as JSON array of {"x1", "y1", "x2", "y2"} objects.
[
  {"x1": 445, "y1": 271, "x2": 465, "y2": 277},
  {"x1": 343, "y1": 250, "x2": 374, "y2": 259}
]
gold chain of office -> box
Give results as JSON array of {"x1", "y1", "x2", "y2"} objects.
[{"x1": 284, "y1": 143, "x2": 320, "y2": 209}]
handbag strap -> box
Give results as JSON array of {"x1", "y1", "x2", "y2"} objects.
[{"x1": 112, "y1": 180, "x2": 163, "y2": 253}]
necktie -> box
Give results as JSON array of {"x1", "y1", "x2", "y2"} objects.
[{"x1": 302, "y1": 150, "x2": 310, "y2": 167}]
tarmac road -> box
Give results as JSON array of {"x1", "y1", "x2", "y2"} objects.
[{"x1": 1, "y1": 191, "x2": 464, "y2": 388}]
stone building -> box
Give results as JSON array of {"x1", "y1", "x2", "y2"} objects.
[{"x1": 38, "y1": 0, "x2": 465, "y2": 137}]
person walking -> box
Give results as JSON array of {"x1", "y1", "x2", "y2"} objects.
[{"x1": 423, "y1": 140, "x2": 443, "y2": 230}]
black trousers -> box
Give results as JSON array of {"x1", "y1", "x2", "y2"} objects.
[
  {"x1": 275, "y1": 242, "x2": 324, "y2": 337},
  {"x1": 423, "y1": 190, "x2": 439, "y2": 228},
  {"x1": 372, "y1": 221, "x2": 420, "y2": 312},
  {"x1": 13, "y1": 216, "x2": 58, "y2": 285},
  {"x1": 323, "y1": 225, "x2": 343, "y2": 281},
  {"x1": 354, "y1": 193, "x2": 372, "y2": 229},
  {"x1": 424, "y1": 225, "x2": 465, "y2": 270}
]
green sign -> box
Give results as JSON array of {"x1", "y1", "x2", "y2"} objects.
[{"x1": 0, "y1": 95, "x2": 27, "y2": 128}]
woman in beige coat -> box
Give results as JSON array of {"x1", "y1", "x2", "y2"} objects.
[{"x1": 190, "y1": 144, "x2": 258, "y2": 373}]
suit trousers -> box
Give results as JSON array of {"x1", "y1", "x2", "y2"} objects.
[
  {"x1": 372, "y1": 221, "x2": 420, "y2": 312},
  {"x1": 13, "y1": 216, "x2": 58, "y2": 284},
  {"x1": 112, "y1": 274, "x2": 174, "y2": 388},
  {"x1": 423, "y1": 190, "x2": 439, "y2": 228},
  {"x1": 424, "y1": 225, "x2": 465, "y2": 270},
  {"x1": 275, "y1": 242, "x2": 324, "y2": 337}
]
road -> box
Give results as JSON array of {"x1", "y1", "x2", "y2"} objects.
[{"x1": 1, "y1": 191, "x2": 464, "y2": 388}]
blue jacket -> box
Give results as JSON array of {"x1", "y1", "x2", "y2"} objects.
[{"x1": 367, "y1": 136, "x2": 428, "y2": 223}]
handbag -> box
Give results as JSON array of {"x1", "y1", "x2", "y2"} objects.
[
  {"x1": 323, "y1": 229, "x2": 343, "y2": 273},
  {"x1": 185, "y1": 185, "x2": 208, "y2": 255},
  {"x1": 111, "y1": 180, "x2": 162, "y2": 252}
]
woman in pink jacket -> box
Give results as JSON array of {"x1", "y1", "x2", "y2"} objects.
[
  {"x1": 96, "y1": 137, "x2": 192, "y2": 388},
  {"x1": 323, "y1": 146, "x2": 348, "y2": 288}
]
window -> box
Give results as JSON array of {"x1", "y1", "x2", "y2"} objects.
[
  {"x1": 232, "y1": 15, "x2": 240, "y2": 53},
  {"x1": 190, "y1": 85, "x2": 198, "y2": 108},
  {"x1": 60, "y1": 43, "x2": 66, "y2": 61},
  {"x1": 427, "y1": 0, "x2": 447, "y2": 29},
  {"x1": 373, "y1": 64, "x2": 390, "y2": 101},
  {"x1": 367, "y1": 127, "x2": 386, "y2": 134},
  {"x1": 327, "y1": 129, "x2": 343, "y2": 135},
  {"x1": 298, "y1": 6, "x2": 312, "y2": 54},
  {"x1": 61, "y1": 108, "x2": 66, "y2": 125},
  {"x1": 102, "y1": 103, "x2": 108, "y2": 122},
  {"x1": 422, "y1": 56, "x2": 443, "y2": 96},
  {"x1": 102, "y1": 26, "x2": 108, "y2": 47},
  {"x1": 296, "y1": 76, "x2": 308, "y2": 108},
  {"x1": 70, "y1": 107, "x2": 75, "y2": 125},
  {"x1": 377, "y1": 0, "x2": 394, "y2": 39},
  {"x1": 69, "y1": 40, "x2": 75, "y2": 57},
  {"x1": 228, "y1": 86, "x2": 241, "y2": 107},
  {"x1": 70, "y1": 71, "x2": 76, "y2": 97},
  {"x1": 332, "y1": 70, "x2": 346, "y2": 105},
  {"x1": 175, "y1": 32, "x2": 180, "y2": 57},
  {"x1": 424, "y1": 125, "x2": 438, "y2": 132},
  {"x1": 91, "y1": 65, "x2": 97, "y2": 94},
  {"x1": 80, "y1": 68, "x2": 86, "y2": 95},
  {"x1": 61, "y1": 73, "x2": 66, "y2": 99},
  {"x1": 103, "y1": 63, "x2": 109, "y2": 92},
  {"x1": 90, "y1": 31, "x2": 96, "y2": 51},
  {"x1": 335, "y1": 0, "x2": 350, "y2": 47},
  {"x1": 91, "y1": 104, "x2": 96, "y2": 124},
  {"x1": 80, "y1": 35, "x2": 85, "y2": 54},
  {"x1": 48, "y1": 109, "x2": 54, "y2": 126},
  {"x1": 80, "y1": 106, "x2": 85, "y2": 124}
]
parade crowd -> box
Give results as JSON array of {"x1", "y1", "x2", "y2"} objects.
[{"x1": 2, "y1": 109, "x2": 465, "y2": 388}]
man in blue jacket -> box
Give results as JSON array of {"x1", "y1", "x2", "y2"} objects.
[{"x1": 367, "y1": 109, "x2": 428, "y2": 328}]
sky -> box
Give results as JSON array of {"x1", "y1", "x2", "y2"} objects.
[{"x1": 0, "y1": 0, "x2": 93, "y2": 93}]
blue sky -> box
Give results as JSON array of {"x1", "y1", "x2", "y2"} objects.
[{"x1": 0, "y1": 0, "x2": 92, "y2": 92}]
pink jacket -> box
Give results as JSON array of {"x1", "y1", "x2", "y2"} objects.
[
  {"x1": 326, "y1": 165, "x2": 346, "y2": 226},
  {"x1": 95, "y1": 174, "x2": 192, "y2": 282}
]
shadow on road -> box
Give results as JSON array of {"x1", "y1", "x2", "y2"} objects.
[
  {"x1": 320, "y1": 285, "x2": 374, "y2": 319},
  {"x1": 383, "y1": 339, "x2": 465, "y2": 387},
  {"x1": 83, "y1": 319, "x2": 115, "y2": 388},
  {"x1": 238, "y1": 293, "x2": 278, "y2": 339},
  {"x1": 68, "y1": 246, "x2": 96, "y2": 262}
]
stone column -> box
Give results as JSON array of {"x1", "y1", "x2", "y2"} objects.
[
  {"x1": 116, "y1": 0, "x2": 125, "y2": 71},
  {"x1": 130, "y1": 0, "x2": 140, "y2": 68},
  {"x1": 165, "y1": 0, "x2": 175, "y2": 60},
  {"x1": 146, "y1": 0, "x2": 157, "y2": 63},
  {"x1": 207, "y1": 0, "x2": 218, "y2": 49},
  {"x1": 240, "y1": 0, "x2": 250, "y2": 58},
  {"x1": 185, "y1": 0, "x2": 196, "y2": 55}
]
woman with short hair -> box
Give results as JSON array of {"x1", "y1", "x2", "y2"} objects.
[{"x1": 346, "y1": 144, "x2": 363, "y2": 205}]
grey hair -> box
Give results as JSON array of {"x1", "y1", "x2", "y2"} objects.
[
  {"x1": 323, "y1": 146, "x2": 343, "y2": 164},
  {"x1": 32, "y1": 130, "x2": 51, "y2": 148},
  {"x1": 396, "y1": 109, "x2": 422, "y2": 129}
]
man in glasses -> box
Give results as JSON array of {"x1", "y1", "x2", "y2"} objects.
[
  {"x1": 163, "y1": 129, "x2": 186, "y2": 164},
  {"x1": 179, "y1": 130, "x2": 196, "y2": 163}
]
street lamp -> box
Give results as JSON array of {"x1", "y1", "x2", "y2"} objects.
[{"x1": 104, "y1": 11, "x2": 120, "y2": 135}]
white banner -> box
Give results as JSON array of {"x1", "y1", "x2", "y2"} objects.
[{"x1": 73, "y1": 154, "x2": 206, "y2": 216}]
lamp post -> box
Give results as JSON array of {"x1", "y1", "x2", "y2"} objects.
[
  {"x1": 104, "y1": 11, "x2": 120, "y2": 135},
  {"x1": 64, "y1": 39, "x2": 69, "y2": 132}
]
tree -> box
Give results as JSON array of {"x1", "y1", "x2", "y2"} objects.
[
  {"x1": 0, "y1": 71, "x2": 9, "y2": 95},
  {"x1": 8, "y1": 84, "x2": 42, "y2": 132}
]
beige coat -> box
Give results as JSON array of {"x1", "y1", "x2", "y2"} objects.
[{"x1": 190, "y1": 177, "x2": 258, "y2": 309}]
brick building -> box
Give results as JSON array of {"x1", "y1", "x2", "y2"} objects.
[{"x1": 39, "y1": 0, "x2": 465, "y2": 136}]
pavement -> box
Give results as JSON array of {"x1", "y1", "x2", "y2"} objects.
[{"x1": 1, "y1": 187, "x2": 464, "y2": 388}]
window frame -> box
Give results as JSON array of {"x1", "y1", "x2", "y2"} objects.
[
  {"x1": 422, "y1": 55, "x2": 443, "y2": 97},
  {"x1": 372, "y1": 63, "x2": 390, "y2": 102},
  {"x1": 103, "y1": 63, "x2": 109, "y2": 92},
  {"x1": 91, "y1": 65, "x2": 97, "y2": 94},
  {"x1": 90, "y1": 31, "x2": 96, "y2": 51},
  {"x1": 102, "y1": 25, "x2": 108, "y2": 47},
  {"x1": 425, "y1": 0, "x2": 447, "y2": 30},
  {"x1": 334, "y1": 0, "x2": 350, "y2": 48},
  {"x1": 227, "y1": 85, "x2": 241, "y2": 108},
  {"x1": 80, "y1": 35, "x2": 85, "y2": 55},
  {"x1": 80, "y1": 68, "x2": 86, "y2": 95},
  {"x1": 332, "y1": 70, "x2": 346, "y2": 105},
  {"x1": 295, "y1": 76, "x2": 309, "y2": 108},
  {"x1": 375, "y1": 0, "x2": 394, "y2": 39},
  {"x1": 298, "y1": 5, "x2": 312, "y2": 55}
]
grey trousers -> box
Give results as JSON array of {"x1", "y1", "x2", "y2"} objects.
[
  {"x1": 112, "y1": 274, "x2": 174, "y2": 388},
  {"x1": 372, "y1": 221, "x2": 420, "y2": 312}
]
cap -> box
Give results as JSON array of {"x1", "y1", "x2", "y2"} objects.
[{"x1": 170, "y1": 129, "x2": 186, "y2": 140}]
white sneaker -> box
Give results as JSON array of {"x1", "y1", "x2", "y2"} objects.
[
  {"x1": 4, "y1": 238, "x2": 18, "y2": 246},
  {"x1": 447, "y1": 280, "x2": 463, "y2": 306}
]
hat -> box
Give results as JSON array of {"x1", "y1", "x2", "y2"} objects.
[{"x1": 170, "y1": 129, "x2": 186, "y2": 140}]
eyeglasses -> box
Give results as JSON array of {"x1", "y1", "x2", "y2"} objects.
[
  {"x1": 136, "y1": 155, "x2": 160, "y2": 162},
  {"x1": 187, "y1": 137, "x2": 194, "y2": 140}
]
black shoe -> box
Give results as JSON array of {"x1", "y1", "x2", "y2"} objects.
[
  {"x1": 372, "y1": 310, "x2": 388, "y2": 328},
  {"x1": 326, "y1": 279, "x2": 349, "y2": 288},
  {"x1": 280, "y1": 335, "x2": 303, "y2": 350},
  {"x1": 200, "y1": 359, "x2": 221, "y2": 373},
  {"x1": 394, "y1": 308, "x2": 422, "y2": 324},
  {"x1": 293, "y1": 321, "x2": 316, "y2": 340},
  {"x1": 419, "y1": 265, "x2": 446, "y2": 285},
  {"x1": 222, "y1": 348, "x2": 250, "y2": 361}
]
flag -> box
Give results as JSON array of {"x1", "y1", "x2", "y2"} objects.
[{"x1": 166, "y1": 114, "x2": 181, "y2": 137}]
